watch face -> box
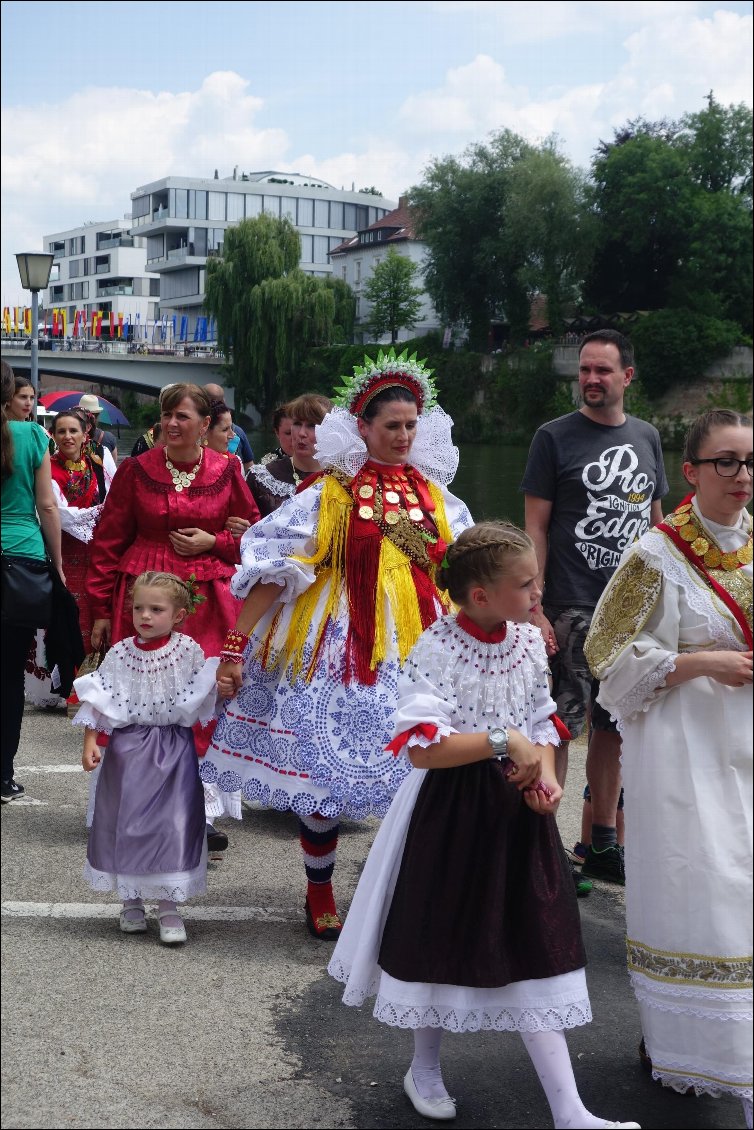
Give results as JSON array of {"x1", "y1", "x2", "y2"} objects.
[{"x1": 489, "y1": 727, "x2": 507, "y2": 745}]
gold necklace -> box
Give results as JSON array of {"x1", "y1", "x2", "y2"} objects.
[
  {"x1": 164, "y1": 447, "x2": 203, "y2": 493},
  {"x1": 63, "y1": 457, "x2": 86, "y2": 472},
  {"x1": 668, "y1": 502, "x2": 753, "y2": 570}
]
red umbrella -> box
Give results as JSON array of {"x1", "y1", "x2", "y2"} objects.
[{"x1": 39, "y1": 391, "x2": 130, "y2": 427}]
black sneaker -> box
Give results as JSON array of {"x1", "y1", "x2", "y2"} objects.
[
  {"x1": 1, "y1": 779, "x2": 25, "y2": 803},
  {"x1": 206, "y1": 824, "x2": 229, "y2": 852},
  {"x1": 581, "y1": 844, "x2": 625, "y2": 885}
]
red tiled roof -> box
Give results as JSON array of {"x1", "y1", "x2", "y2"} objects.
[{"x1": 329, "y1": 198, "x2": 418, "y2": 256}]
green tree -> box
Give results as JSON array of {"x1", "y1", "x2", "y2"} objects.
[
  {"x1": 584, "y1": 96, "x2": 753, "y2": 331},
  {"x1": 411, "y1": 130, "x2": 587, "y2": 347},
  {"x1": 362, "y1": 247, "x2": 424, "y2": 344},
  {"x1": 204, "y1": 214, "x2": 351, "y2": 414}
]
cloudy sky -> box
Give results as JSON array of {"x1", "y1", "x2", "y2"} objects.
[{"x1": 1, "y1": 0, "x2": 751, "y2": 307}]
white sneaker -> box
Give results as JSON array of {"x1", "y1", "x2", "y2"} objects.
[{"x1": 403, "y1": 1068, "x2": 456, "y2": 1121}]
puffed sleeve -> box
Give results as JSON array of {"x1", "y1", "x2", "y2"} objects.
[
  {"x1": 86, "y1": 460, "x2": 139, "y2": 618},
  {"x1": 231, "y1": 480, "x2": 324, "y2": 603},
  {"x1": 392, "y1": 634, "x2": 459, "y2": 752},
  {"x1": 442, "y1": 486, "x2": 474, "y2": 538},
  {"x1": 51, "y1": 479, "x2": 103, "y2": 543},
  {"x1": 585, "y1": 546, "x2": 677, "y2": 724}
]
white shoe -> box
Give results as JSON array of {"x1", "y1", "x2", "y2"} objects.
[
  {"x1": 119, "y1": 908, "x2": 147, "y2": 934},
  {"x1": 403, "y1": 1068, "x2": 456, "y2": 1121},
  {"x1": 158, "y1": 912, "x2": 187, "y2": 945}
]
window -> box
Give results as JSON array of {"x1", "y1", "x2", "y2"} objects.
[
  {"x1": 245, "y1": 194, "x2": 262, "y2": 217},
  {"x1": 227, "y1": 193, "x2": 244, "y2": 221},
  {"x1": 281, "y1": 196, "x2": 296, "y2": 222},
  {"x1": 69, "y1": 260, "x2": 81, "y2": 279},
  {"x1": 329, "y1": 237, "x2": 343, "y2": 252},
  {"x1": 299, "y1": 234, "x2": 313, "y2": 262},
  {"x1": 344, "y1": 203, "x2": 357, "y2": 230},
  {"x1": 161, "y1": 268, "x2": 200, "y2": 301},
  {"x1": 132, "y1": 195, "x2": 150, "y2": 219},
  {"x1": 297, "y1": 197, "x2": 313, "y2": 226},
  {"x1": 208, "y1": 192, "x2": 226, "y2": 221},
  {"x1": 147, "y1": 235, "x2": 165, "y2": 262},
  {"x1": 355, "y1": 260, "x2": 362, "y2": 283},
  {"x1": 67, "y1": 236, "x2": 84, "y2": 256},
  {"x1": 313, "y1": 235, "x2": 329, "y2": 263},
  {"x1": 263, "y1": 195, "x2": 280, "y2": 217},
  {"x1": 329, "y1": 201, "x2": 344, "y2": 229},
  {"x1": 341, "y1": 265, "x2": 347, "y2": 280},
  {"x1": 192, "y1": 227, "x2": 208, "y2": 256},
  {"x1": 194, "y1": 191, "x2": 208, "y2": 220},
  {"x1": 149, "y1": 279, "x2": 160, "y2": 296},
  {"x1": 314, "y1": 199, "x2": 329, "y2": 228},
  {"x1": 172, "y1": 188, "x2": 188, "y2": 219}
]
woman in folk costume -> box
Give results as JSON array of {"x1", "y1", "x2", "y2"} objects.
[
  {"x1": 206, "y1": 349, "x2": 473, "y2": 938},
  {"x1": 24, "y1": 409, "x2": 115, "y2": 709},
  {"x1": 246, "y1": 393, "x2": 332, "y2": 517},
  {"x1": 584, "y1": 409, "x2": 753, "y2": 1124}
]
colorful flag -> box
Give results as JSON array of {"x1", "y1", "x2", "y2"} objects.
[
  {"x1": 2, "y1": 307, "x2": 10, "y2": 335},
  {"x1": 179, "y1": 315, "x2": 188, "y2": 341}
]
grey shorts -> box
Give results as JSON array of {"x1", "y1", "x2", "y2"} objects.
[{"x1": 544, "y1": 605, "x2": 617, "y2": 740}]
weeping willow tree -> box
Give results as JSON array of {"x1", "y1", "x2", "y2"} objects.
[{"x1": 205, "y1": 214, "x2": 355, "y2": 415}]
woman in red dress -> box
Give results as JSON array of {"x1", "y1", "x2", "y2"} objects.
[
  {"x1": 88, "y1": 383, "x2": 259, "y2": 657},
  {"x1": 50, "y1": 410, "x2": 113, "y2": 653}
]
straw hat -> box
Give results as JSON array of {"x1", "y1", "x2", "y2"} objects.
[{"x1": 78, "y1": 393, "x2": 103, "y2": 415}]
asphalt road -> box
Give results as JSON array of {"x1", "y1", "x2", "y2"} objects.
[{"x1": 1, "y1": 704, "x2": 745, "y2": 1130}]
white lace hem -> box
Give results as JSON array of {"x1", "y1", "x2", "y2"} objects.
[
  {"x1": 649, "y1": 1060, "x2": 752, "y2": 1101},
  {"x1": 82, "y1": 853, "x2": 207, "y2": 903},
  {"x1": 329, "y1": 959, "x2": 591, "y2": 1033},
  {"x1": 203, "y1": 780, "x2": 241, "y2": 820},
  {"x1": 631, "y1": 975, "x2": 753, "y2": 1020},
  {"x1": 370, "y1": 995, "x2": 592, "y2": 1033}
]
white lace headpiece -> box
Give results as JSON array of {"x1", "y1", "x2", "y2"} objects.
[{"x1": 315, "y1": 346, "x2": 459, "y2": 486}]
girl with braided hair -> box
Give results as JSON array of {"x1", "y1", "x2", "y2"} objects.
[{"x1": 329, "y1": 522, "x2": 640, "y2": 1129}]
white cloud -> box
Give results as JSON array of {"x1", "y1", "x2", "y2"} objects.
[{"x1": 1, "y1": 6, "x2": 752, "y2": 307}]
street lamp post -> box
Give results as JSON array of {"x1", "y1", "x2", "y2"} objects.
[{"x1": 16, "y1": 252, "x2": 55, "y2": 403}]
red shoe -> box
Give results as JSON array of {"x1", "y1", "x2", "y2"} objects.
[{"x1": 304, "y1": 898, "x2": 342, "y2": 940}]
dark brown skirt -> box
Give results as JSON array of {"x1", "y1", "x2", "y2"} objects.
[{"x1": 378, "y1": 759, "x2": 586, "y2": 988}]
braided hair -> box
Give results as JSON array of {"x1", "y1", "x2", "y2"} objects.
[{"x1": 437, "y1": 521, "x2": 535, "y2": 605}]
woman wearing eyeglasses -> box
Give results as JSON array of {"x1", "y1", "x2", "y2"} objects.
[{"x1": 585, "y1": 409, "x2": 753, "y2": 1121}]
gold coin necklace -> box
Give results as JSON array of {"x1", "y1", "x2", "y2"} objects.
[{"x1": 165, "y1": 447, "x2": 203, "y2": 493}]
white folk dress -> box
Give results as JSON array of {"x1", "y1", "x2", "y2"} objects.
[
  {"x1": 199, "y1": 473, "x2": 473, "y2": 820},
  {"x1": 585, "y1": 499, "x2": 752, "y2": 1101},
  {"x1": 328, "y1": 614, "x2": 592, "y2": 1033},
  {"x1": 73, "y1": 633, "x2": 219, "y2": 902}
]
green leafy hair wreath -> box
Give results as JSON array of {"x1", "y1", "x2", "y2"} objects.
[{"x1": 333, "y1": 348, "x2": 438, "y2": 417}]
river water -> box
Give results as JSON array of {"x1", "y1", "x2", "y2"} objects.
[{"x1": 115, "y1": 428, "x2": 690, "y2": 522}]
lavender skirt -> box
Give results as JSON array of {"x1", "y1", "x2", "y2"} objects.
[{"x1": 84, "y1": 724, "x2": 207, "y2": 902}]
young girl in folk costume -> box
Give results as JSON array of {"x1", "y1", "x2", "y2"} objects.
[
  {"x1": 329, "y1": 523, "x2": 640, "y2": 1130},
  {"x1": 208, "y1": 350, "x2": 473, "y2": 938},
  {"x1": 73, "y1": 572, "x2": 219, "y2": 945},
  {"x1": 585, "y1": 409, "x2": 752, "y2": 1126}
]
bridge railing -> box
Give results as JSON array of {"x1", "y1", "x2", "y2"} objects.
[{"x1": 1, "y1": 338, "x2": 225, "y2": 360}]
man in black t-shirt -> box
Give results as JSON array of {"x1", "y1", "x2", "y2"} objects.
[{"x1": 521, "y1": 329, "x2": 669, "y2": 885}]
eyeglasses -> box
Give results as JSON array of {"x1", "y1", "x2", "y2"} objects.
[{"x1": 691, "y1": 457, "x2": 754, "y2": 478}]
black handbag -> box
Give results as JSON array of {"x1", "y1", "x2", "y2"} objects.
[{"x1": 1, "y1": 554, "x2": 54, "y2": 629}]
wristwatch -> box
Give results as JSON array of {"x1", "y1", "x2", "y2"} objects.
[{"x1": 487, "y1": 726, "x2": 509, "y2": 759}]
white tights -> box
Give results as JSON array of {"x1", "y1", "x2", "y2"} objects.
[{"x1": 411, "y1": 1027, "x2": 629, "y2": 1129}]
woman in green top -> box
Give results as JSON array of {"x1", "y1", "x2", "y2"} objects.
[{"x1": 1, "y1": 361, "x2": 64, "y2": 802}]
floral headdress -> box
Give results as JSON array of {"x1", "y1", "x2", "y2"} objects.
[
  {"x1": 333, "y1": 348, "x2": 438, "y2": 417},
  {"x1": 180, "y1": 573, "x2": 207, "y2": 615},
  {"x1": 316, "y1": 349, "x2": 459, "y2": 486}
]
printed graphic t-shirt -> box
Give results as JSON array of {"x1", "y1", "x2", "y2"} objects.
[{"x1": 521, "y1": 411, "x2": 669, "y2": 610}]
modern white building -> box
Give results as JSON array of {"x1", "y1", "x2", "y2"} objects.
[
  {"x1": 129, "y1": 171, "x2": 395, "y2": 338},
  {"x1": 43, "y1": 218, "x2": 160, "y2": 337},
  {"x1": 329, "y1": 197, "x2": 442, "y2": 344}
]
